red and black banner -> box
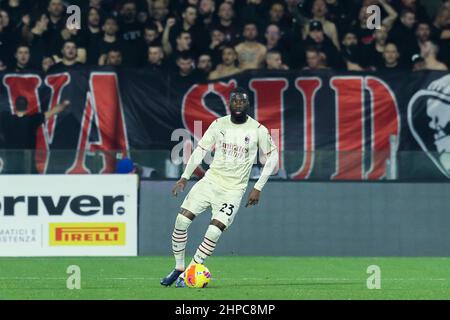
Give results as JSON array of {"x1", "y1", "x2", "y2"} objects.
[{"x1": 0, "y1": 67, "x2": 449, "y2": 180}]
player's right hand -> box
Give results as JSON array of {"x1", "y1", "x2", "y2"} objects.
[{"x1": 172, "y1": 178, "x2": 187, "y2": 197}]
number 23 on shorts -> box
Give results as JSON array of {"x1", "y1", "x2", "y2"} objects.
[{"x1": 219, "y1": 203, "x2": 235, "y2": 216}]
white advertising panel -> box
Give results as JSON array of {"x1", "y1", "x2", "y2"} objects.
[{"x1": 0, "y1": 175, "x2": 138, "y2": 256}]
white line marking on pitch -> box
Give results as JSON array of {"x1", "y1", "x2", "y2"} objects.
[{"x1": 0, "y1": 277, "x2": 449, "y2": 281}]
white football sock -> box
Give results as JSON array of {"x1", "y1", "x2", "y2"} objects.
[
  {"x1": 172, "y1": 214, "x2": 192, "y2": 271},
  {"x1": 193, "y1": 224, "x2": 222, "y2": 265}
]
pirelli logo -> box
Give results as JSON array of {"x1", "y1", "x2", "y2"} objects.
[{"x1": 49, "y1": 223, "x2": 125, "y2": 246}]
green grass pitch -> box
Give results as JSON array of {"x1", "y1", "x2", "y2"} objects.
[{"x1": 1, "y1": 256, "x2": 450, "y2": 300}]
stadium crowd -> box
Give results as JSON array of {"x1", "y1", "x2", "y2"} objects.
[{"x1": 0, "y1": 0, "x2": 449, "y2": 81}]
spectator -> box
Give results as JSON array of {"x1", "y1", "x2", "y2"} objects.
[
  {"x1": 302, "y1": 0, "x2": 340, "y2": 50},
  {"x1": 433, "y1": 1, "x2": 450, "y2": 66},
  {"x1": 304, "y1": 20, "x2": 342, "y2": 69},
  {"x1": 26, "y1": 13, "x2": 49, "y2": 69},
  {"x1": 421, "y1": 40, "x2": 448, "y2": 71},
  {"x1": 303, "y1": 46, "x2": 329, "y2": 70},
  {"x1": 46, "y1": 0, "x2": 67, "y2": 58},
  {"x1": 212, "y1": 1, "x2": 240, "y2": 44},
  {"x1": 285, "y1": 0, "x2": 305, "y2": 33},
  {"x1": 388, "y1": 9, "x2": 417, "y2": 65},
  {"x1": 42, "y1": 56, "x2": 55, "y2": 73},
  {"x1": 239, "y1": 0, "x2": 267, "y2": 32},
  {"x1": 265, "y1": 50, "x2": 288, "y2": 70},
  {"x1": 84, "y1": 0, "x2": 105, "y2": 12},
  {"x1": 209, "y1": 46, "x2": 241, "y2": 80},
  {"x1": 150, "y1": 0, "x2": 169, "y2": 26},
  {"x1": 0, "y1": 0, "x2": 449, "y2": 80},
  {"x1": 118, "y1": 0, "x2": 145, "y2": 66},
  {"x1": 267, "y1": 2, "x2": 291, "y2": 34},
  {"x1": 394, "y1": 0, "x2": 429, "y2": 23},
  {"x1": 172, "y1": 52, "x2": 205, "y2": 86},
  {"x1": 265, "y1": 24, "x2": 289, "y2": 66},
  {"x1": 0, "y1": 8, "x2": 15, "y2": 69},
  {"x1": 341, "y1": 31, "x2": 364, "y2": 71},
  {"x1": 198, "y1": 0, "x2": 216, "y2": 30},
  {"x1": 208, "y1": 26, "x2": 227, "y2": 65},
  {"x1": 11, "y1": 44, "x2": 33, "y2": 72},
  {"x1": 362, "y1": 26, "x2": 389, "y2": 70},
  {"x1": 234, "y1": 22, "x2": 267, "y2": 70},
  {"x1": 146, "y1": 45, "x2": 167, "y2": 73},
  {"x1": 411, "y1": 53, "x2": 425, "y2": 71},
  {"x1": 168, "y1": 5, "x2": 204, "y2": 54},
  {"x1": 324, "y1": 0, "x2": 354, "y2": 33},
  {"x1": 165, "y1": 30, "x2": 193, "y2": 68},
  {"x1": 98, "y1": 16, "x2": 124, "y2": 66},
  {"x1": 401, "y1": 21, "x2": 434, "y2": 65},
  {"x1": 50, "y1": 41, "x2": 83, "y2": 72},
  {"x1": 57, "y1": 25, "x2": 87, "y2": 64},
  {"x1": 380, "y1": 42, "x2": 403, "y2": 70},
  {"x1": 0, "y1": 0, "x2": 29, "y2": 31},
  {"x1": 197, "y1": 53, "x2": 213, "y2": 77},
  {"x1": 119, "y1": 0, "x2": 142, "y2": 41},
  {"x1": 143, "y1": 23, "x2": 161, "y2": 47},
  {"x1": 85, "y1": 7, "x2": 103, "y2": 66},
  {"x1": 105, "y1": 49, "x2": 123, "y2": 67},
  {"x1": 353, "y1": 0, "x2": 398, "y2": 46},
  {"x1": 0, "y1": 96, "x2": 69, "y2": 173}
]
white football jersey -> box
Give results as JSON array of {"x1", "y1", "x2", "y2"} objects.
[{"x1": 197, "y1": 115, "x2": 277, "y2": 190}]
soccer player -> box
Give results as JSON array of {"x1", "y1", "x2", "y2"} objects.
[{"x1": 160, "y1": 87, "x2": 279, "y2": 287}]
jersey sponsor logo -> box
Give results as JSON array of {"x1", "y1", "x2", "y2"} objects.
[{"x1": 49, "y1": 222, "x2": 125, "y2": 246}]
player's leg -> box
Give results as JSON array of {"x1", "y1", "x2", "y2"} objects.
[
  {"x1": 161, "y1": 180, "x2": 210, "y2": 286},
  {"x1": 160, "y1": 209, "x2": 195, "y2": 287},
  {"x1": 175, "y1": 219, "x2": 225, "y2": 288},
  {"x1": 171, "y1": 209, "x2": 195, "y2": 271},
  {"x1": 185, "y1": 187, "x2": 245, "y2": 269},
  {"x1": 192, "y1": 219, "x2": 226, "y2": 265}
]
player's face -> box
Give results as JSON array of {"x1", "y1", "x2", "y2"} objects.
[{"x1": 230, "y1": 93, "x2": 249, "y2": 118}]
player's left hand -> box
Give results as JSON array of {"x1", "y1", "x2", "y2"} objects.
[{"x1": 245, "y1": 188, "x2": 260, "y2": 207}]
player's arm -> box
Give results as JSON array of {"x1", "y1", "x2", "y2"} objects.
[
  {"x1": 172, "y1": 120, "x2": 218, "y2": 196},
  {"x1": 172, "y1": 146, "x2": 209, "y2": 196},
  {"x1": 246, "y1": 126, "x2": 279, "y2": 207},
  {"x1": 246, "y1": 150, "x2": 279, "y2": 207}
]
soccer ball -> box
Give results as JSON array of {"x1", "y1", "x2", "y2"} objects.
[{"x1": 184, "y1": 264, "x2": 211, "y2": 288}]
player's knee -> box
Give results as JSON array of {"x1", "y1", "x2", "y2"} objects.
[
  {"x1": 210, "y1": 219, "x2": 226, "y2": 232},
  {"x1": 180, "y1": 208, "x2": 195, "y2": 220},
  {"x1": 175, "y1": 213, "x2": 193, "y2": 230}
]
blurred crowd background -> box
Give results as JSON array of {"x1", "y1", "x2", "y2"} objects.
[{"x1": 0, "y1": 0, "x2": 449, "y2": 83}]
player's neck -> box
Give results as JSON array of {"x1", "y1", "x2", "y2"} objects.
[{"x1": 230, "y1": 114, "x2": 248, "y2": 124}]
